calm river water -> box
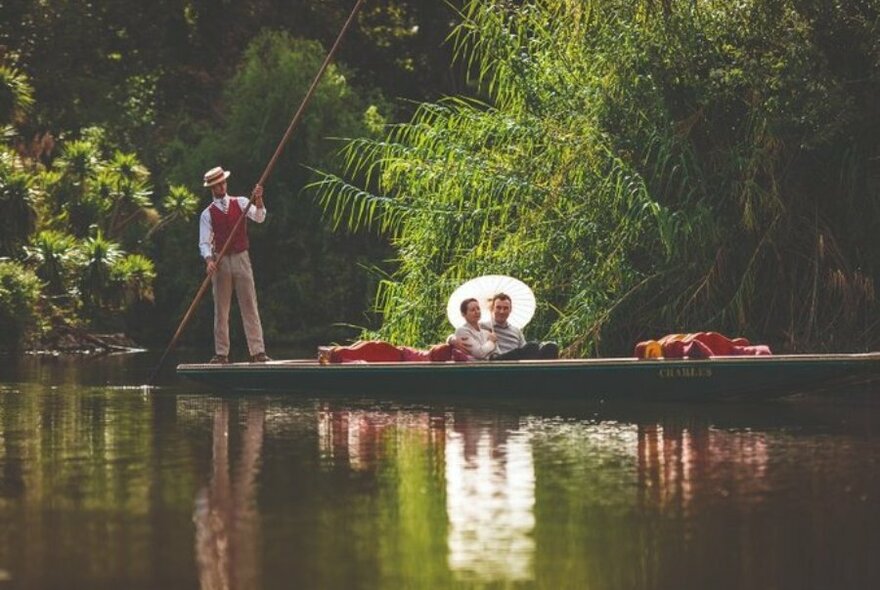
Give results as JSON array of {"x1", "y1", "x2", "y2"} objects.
[{"x1": 0, "y1": 351, "x2": 878, "y2": 589}]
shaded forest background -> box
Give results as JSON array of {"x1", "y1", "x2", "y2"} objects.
[
  {"x1": 1, "y1": 0, "x2": 879, "y2": 356},
  {"x1": 0, "y1": 0, "x2": 465, "y2": 353}
]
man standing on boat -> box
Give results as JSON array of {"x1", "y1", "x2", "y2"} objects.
[{"x1": 199, "y1": 166, "x2": 271, "y2": 364}]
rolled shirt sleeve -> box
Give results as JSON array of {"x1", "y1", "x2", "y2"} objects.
[
  {"x1": 199, "y1": 208, "x2": 214, "y2": 260},
  {"x1": 235, "y1": 196, "x2": 266, "y2": 223}
]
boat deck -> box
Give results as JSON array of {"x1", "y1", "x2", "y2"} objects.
[{"x1": 176, "y1": 353, "x2": 880, "y2": 399}]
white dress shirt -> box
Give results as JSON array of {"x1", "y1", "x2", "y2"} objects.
[{"x1": 198, "y1": 195, "x2": 267, "y2": 260}]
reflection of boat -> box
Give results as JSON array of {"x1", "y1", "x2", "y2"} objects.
[{"x1": 177, "y1": 353, "x2": 880, "y2": 399}]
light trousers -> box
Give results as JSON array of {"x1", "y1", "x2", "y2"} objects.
[{"x1": 211, "y1": 251, "x2": 265, "y2": 356}]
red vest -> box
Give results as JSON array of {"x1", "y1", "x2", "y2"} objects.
[{"x1": 209, "y1": 198, "x2": 250, "y2": 254}]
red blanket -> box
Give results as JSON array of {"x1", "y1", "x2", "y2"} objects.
[
  {"x1": 320, "y1": 340, "x2": 471, "y2": 364},
  {"x1": 634, "y1": 332, "x2": 771, "y2": 359}
]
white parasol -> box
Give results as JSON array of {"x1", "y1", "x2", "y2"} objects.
[{"x1": 446, "y1": 275, "x2": 536, "y2": 329}]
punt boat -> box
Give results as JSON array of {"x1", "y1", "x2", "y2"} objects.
[{"x1": 177, "y1": 353, "x2": 880, "y2": 400}]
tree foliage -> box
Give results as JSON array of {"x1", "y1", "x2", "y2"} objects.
[
  {"x1": 156, "y1": 31, "x2": 392, "y2": 346},
  {"x1": 0, "y1": 259, "x2": 41, "y2": 351},
  {"x1": 1, "y1": 1, "x2": 466, "y2": 349},
  {"x1": 318, "y1": 0, "x2": 880, "y2": 354},
  {"x1": 24, "y1": 230, "x2": 76, "y2": 296},
  {"x1": 0, "y1": 59, "x2": 190, "y2": 345},
  {"x1": 0, "y1": 0, "x2": 463, "y2": 145},
  {"x1": 0, "y1": 64, "x2": 34, "y2": 126}
]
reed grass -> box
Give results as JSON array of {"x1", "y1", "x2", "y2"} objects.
[{"x1": 316, "y1": 0, "x2": 880, "y2": 354}]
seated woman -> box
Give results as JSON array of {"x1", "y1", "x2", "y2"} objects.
[
  {"x1": 453, "y1": 297, "x2": 497, "y2": 360},
  {"x1": 318, "y1": 298, "x2": 498, "y2": 364}
]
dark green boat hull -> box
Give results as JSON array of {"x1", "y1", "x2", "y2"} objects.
[{"x1": 177, "y1": 354, "x2": 880, "y2": 400}]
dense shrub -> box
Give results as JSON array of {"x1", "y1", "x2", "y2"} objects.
[
  {"x1": 0, "y1": 62, "x2": 187, "y2": 343},
  {"x1": 0, "y1": 260, "x2": 42, "y2": 351},
  {"x1": 317, "y1": 0, "x2": 880, "y2": 354}
]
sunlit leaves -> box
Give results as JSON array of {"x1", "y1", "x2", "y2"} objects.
[
  {"x1": 161, "y1": 185, "x2": 199, "y2": 220},
  {"x1": 316, "y1": 1, "x2": 671, "y2": 351},
  {"x1": 110, "y1": 253, "x2": 156, "y2": 306},
  {"x1": 317, "y1": 0, "x2": 880, "y2": 354},
  {"x1": 0, "y1": 65, "x2": 34, "y2": 126},
  {"x1": 0, "y1": 64, "x2": 176, "y2": 340},
  {"x1": 24, "y1": 230, "x2": 77, "y2": 296},
  {"x1": 0, "y1": 161, "x2": 38, "y2": 256},
  {"x1": 0, "y1": 260, "x2": 41, "y2": 351},
  {"x1": 77, "y1": 231, "x2": 123, "y2": 310},
  {"x1": 44, "y1": 136, "x2": 159, "y2": 241},
  {"x1": 56, "y1": 140, "x2": 99, "y2": 182},
  {"x1": 143, "y1": 185, "x2": 199, "y2": 240}
]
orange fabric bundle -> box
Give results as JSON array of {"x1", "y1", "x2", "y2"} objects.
[{"x1": 634, "y1": 332, "x2": 771, "y2": 359}]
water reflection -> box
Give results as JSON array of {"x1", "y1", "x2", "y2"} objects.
[
  {"x1": 638, "y1": 423, "x2": 770, "y2": 512},
  {"x1": 3, "y1": 363, "x2": 876, "y2": 589},
  {"x1": 316, "y1": 406, "x2": 537, "y2": 583},
  {"x1": 193, "y1": 400, "x2": 265, "y2": 590},
  {"x1": 318, "y1": 408, "x2": 394, "y2": 471},
  {"x1": 309, "y1": 405, "x2": 836, "y2": 588},
  {"x1": 445, "y1": 414, "x2": 535, "y2": 582}
]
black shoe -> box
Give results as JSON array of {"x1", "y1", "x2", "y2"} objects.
[
  {"x1": 251, "y1": 352, "x2": 272, "y2": 363},
  {"x1": 209, "y1": 354, "x2": 229, "y2": 364}
]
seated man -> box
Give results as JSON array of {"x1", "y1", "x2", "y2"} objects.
[{"x1": 450, "y1": 293, "x2": 559, "y2": 360}]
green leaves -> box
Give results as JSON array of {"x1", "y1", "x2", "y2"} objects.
[
  {"x1": 315, "y1": 1, "x2": 672, "y2": 350},
  {"x1": 47, "y1": 137, "x2": 158, "y2": 241},
  {"x1": 0, "y1": 65, "x2": 34, "y2": 126},
  {"x1": 110, "y1": 253, "x2": 156, "y2": 306},
  {"x1": 0, "y1": 163, "x2": 38, "y2": 256},
  {"x1": 24, "y1": 230, "x2": 77, "y2": 296},
  {"x1": 78, "y1": 231, "x2": 124, "y2": 310},
  {"x1": 316, "y1": 0, "x2": 880, "y2": 354},
  {"x1": 0, "y1": 260, "x2": 41, "y2": 351},
  {"x1": 160, "y1": 185, "x2": 199, "y2": 220},
  {"x1": 24, "y1": 228, "x2": 156, "y2": 314},
  {"x1": 0, "y1": 61, "x2": 173, "y2": 337}
]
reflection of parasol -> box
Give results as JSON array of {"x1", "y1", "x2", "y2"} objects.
[{"x1": 446, "y1": 275, "x2": 536, "y2": 329}]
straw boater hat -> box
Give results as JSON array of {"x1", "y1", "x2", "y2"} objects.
[{"x1": 203, "y1": 166, "x2": 231, "y2": 187}]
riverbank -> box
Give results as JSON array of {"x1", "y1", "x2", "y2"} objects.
[{"x1": 28, "y1": 324, "x2": 143, "y2": 355}]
